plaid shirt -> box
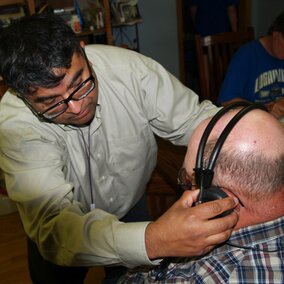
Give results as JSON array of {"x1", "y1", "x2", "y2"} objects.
[{"x1": 120, "y1": 216, "x2": 284, "y2": 283}]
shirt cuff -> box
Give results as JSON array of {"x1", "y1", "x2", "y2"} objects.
[{"x1": 114, "y1": 221, "x2": 160, "y2": 268}]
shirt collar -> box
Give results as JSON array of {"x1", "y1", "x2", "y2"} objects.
[{"x1": 211, "y1": 216, "x2": 284, "y2": 255}]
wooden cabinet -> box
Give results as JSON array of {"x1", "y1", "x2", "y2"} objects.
[{"x1": 78, "y1": 0, "x2": 113, "y2": 45}]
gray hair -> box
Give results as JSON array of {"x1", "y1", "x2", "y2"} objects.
[{"x1": 203, "y1": 140, "x2": 284, "y2": 201}]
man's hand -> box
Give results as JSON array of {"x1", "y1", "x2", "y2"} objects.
[
  {"x1": 145, "y1": 190, "x2": 239, "y2": 259},
  {"x1": 266, "y1": 98, "x2": 284, "y2": 119}
]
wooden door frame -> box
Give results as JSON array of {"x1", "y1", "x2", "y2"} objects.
[
  {"x1": 176, "y1": 0, "x2": 185, "y2": 84},
  {"x1": 176, "y1": 0, "x2": 252, "y2": 85}
]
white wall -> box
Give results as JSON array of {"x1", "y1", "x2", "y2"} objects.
[{"x1": 137, "y1": 0, "x2": 179, "y2": 78}]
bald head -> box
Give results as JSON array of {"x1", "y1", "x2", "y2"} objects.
[
  {"x1": 184, "y1": 108, "x2": 284, "y2": 228},
  {"x1": 186, "y1": 109, "x2": 284, "y2": 166}
]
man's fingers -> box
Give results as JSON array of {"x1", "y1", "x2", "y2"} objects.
[
  {"x1": 195, "y1": 197, "x2": 239, "y2": 219},
  {"x1": 198, "y1": 210, "x2": 238, "y2": 242},
  {"x1": 180, "y1": 189, "x2": 200, "y2": 207}
]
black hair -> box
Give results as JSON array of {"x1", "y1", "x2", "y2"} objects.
[
  {"x1": 0, "y1": 13, "x2": 82, "y2": 95},
  {"x1": 268, "y1": 11, "x2": 284, "y2": 35}
]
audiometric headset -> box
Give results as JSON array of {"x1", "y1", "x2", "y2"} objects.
[{"x1": 194, "y1": 101, "x2": 267, "y2": 217}]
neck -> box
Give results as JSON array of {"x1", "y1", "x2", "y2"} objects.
[
  {"x1": 234, "y1": 191, "x2": 284, "y2": 230},
  {"x1": 259, "y1": 35, "x2": 274, "y2": 57}
]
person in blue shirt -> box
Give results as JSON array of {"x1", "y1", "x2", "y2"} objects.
[
  {"x1": 189, "y1": 0, "x2": 239, "y2": 37},
  {"x1": 217, "y1": 11, "x2": 284, "y2": 119}
]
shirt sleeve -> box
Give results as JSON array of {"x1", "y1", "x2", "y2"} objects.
[
  {"x1": 0, "y1": 98, "x2": 155, "y2": 268},
  {"x1": 139, "y1": 56, "x2": 219, "y2": 145}
]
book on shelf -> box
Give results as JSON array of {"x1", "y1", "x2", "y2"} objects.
[{"x1": 0, "y1": 5, "x2": 26, "y2": 28}]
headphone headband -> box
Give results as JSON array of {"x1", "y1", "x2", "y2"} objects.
[{"x1": 195, "y1": 102, "x2": 267, "y2": 204}]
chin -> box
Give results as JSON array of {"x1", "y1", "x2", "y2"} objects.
[
  {"x1": 57, "y1": 103, "x2": 97, "y2": 125},
  {"x1": 71, "y1": 113, "x2": 95, "y2": 126},
  {"x1": 76, "y1": 117, "x2": 94, "y2": 126},
  {"x1": 53, "y1": 112, "x2": 95, "y2": 126}
]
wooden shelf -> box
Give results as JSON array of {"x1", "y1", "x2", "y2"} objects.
[
  {"x1": 0, "y1": 1, "x2": 142, "y2": 48},
  {"x1": 112, "y1": 18, "x2": 142, "y2": 27},
  {"x1": 0, "y1": 0, "x2": 35, "y2": 14},
  {"x1": 0, "y1": 0, "x2": 25, "y2": 6}
]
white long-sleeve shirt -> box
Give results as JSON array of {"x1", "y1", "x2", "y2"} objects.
[{"x1": 0, "y1": 45, "x2": 218, "y2": 268}]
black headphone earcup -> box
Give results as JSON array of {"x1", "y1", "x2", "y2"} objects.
[
  {"x1": 202, "y1": 186, "x2": 228, "y2": 201},
  {"x1": 202, "y1": 186, "x2": 233, "y2": 217}
]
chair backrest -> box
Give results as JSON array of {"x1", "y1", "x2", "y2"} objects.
[{"x1": 195, "y1": 28, "x2": 254, "y2": 103}]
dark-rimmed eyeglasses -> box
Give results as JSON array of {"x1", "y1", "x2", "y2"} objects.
[
  {"x1": 27, "y1": 73, "x2": 95, "y2": 120},
  {"x1": 177, "y1": 167, "x2": 196, "y2": 191},
  {"x1": 21, "y1": 48, "x2": 95, "y2": 120}
]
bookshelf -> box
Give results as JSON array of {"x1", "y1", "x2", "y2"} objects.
[
  {"x1": 45, "y1": 0, "x2": 113, "y2": 45},
  {"x1": 0, "y1": 1, "x2": 142, "y2": 47},
  {"x1": 0, "y1": 0, "x2": 35, "y2": 15}
]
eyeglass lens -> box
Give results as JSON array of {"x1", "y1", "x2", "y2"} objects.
[
  {"x1": 42, "y1": 77, "x2": 95, "y2": 119},
  {"x1": 177, "y1": 168, "x2": 192, "y2": 191}
]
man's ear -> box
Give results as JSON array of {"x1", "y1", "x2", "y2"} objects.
[{"x1": 80, "y1": 41, "x2": 85, "y2": 49}]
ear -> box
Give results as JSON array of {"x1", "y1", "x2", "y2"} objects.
[{"x1": 80, "y1": 41, "x2": 85, "y2": 49}]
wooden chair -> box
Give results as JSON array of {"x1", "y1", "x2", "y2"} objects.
[
  {"x1": 195, "y1": 28, "x2": 254, "y2": 103},
  {"x1": 147, "y1": 137, "x2": 187, "y2": 220}
]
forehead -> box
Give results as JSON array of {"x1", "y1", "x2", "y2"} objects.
[
  {"x1": 183, "y1": 111, "x2": 235, "y2": 173},
  {"x1": 28, "y1": 52, "x2": 86, "y2": 97},
  {"x1": 52, "y1": 51, "x2": 85, "y2": 76}
]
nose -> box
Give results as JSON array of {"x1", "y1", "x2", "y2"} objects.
[{"x1": 66, "y1": 100, "x2": 82, "y2": 114}]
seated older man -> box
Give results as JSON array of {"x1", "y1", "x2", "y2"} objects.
[{"x1": 120, "y1": 104, "x2": 284, "y2": 283}]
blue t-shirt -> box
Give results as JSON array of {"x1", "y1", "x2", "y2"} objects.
[
  {"x1": 217, "y1": 40, "x2": 284, "y2": 105},
  {"x1": 189, "y1": 0, "x2": 239, "y2": 37}
]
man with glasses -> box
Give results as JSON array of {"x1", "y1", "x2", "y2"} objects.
[
  {"x1": 0, "y1": 13, "x2": 238, "y2": 283},
  {"x1": 23, "y1": 70, "x2": 95, "y2": 120}
]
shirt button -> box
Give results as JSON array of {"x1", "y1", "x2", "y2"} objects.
[
  {"x1": 109, "y1": 197, "x2": 114, "y2": 203},
  {"x1": 97, "y1": 153, "x2": 101, "y2": 159},
  {"x1": 101, "y1": 176, "x2": 105, "y2": 181}
]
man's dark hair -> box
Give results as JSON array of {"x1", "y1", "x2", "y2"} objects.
[
  {"x1": 0, "y1": 13, "x2": 82, "y2": 95},
  {"x1": 268, "y1": 11, "x2": 284, "y2": 35}
]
